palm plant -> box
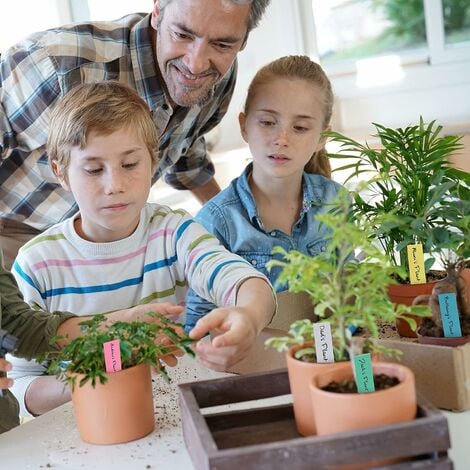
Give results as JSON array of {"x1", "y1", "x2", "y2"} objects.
[{"x1": 325, "y1": 118, "x2": 469, "y2": 278}]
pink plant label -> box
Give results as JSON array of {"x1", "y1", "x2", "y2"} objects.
[
  {"x1": 438, "y1": 293, "x2": 462, "y2": 337},
  {"x1": 407, "y1": 243, "x2": 426, "y2": 284},
  {"x1": 103, "y1": 339, "x2": 122, "y2": 373},
  {"x1": 353, "y1": 353, "x2": 375, "y2": 394},
  {"x1": 313, "y1": 322, "x2": 335, "y2": 363}
]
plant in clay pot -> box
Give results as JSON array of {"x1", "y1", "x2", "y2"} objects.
[
  {"x1": 41, "y1": 312, "x2": 195, "y2": 445},
  {"x1": 265, "y1": 190, "x2": 429, "y2": 436},
  {"x1": 413, "y1": 186, "x2": 470, "y2": 343},
  {"x1": 325, "y1": 118, "x2": 469, "y2": 337}
]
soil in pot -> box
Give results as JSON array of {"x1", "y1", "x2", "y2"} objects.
[
  {"x1": 419, "y1": 315, "x2": 470, "y2": 338},
  {"x1": 388, "y1": 272, "x2": 446, "y2": 338},
  {"x1": 322, "y1": 374, "x2": 399, "y2": 393},
  {"x1": 415, "y1": 266, "x2": 470, "y2": 340}
]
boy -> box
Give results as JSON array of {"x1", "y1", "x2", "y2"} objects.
[{"x1": 10, "y1": 81, "x2": 275, "y2": 417}]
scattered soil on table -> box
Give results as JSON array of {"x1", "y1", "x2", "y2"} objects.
[{"x1": 322, "y1": 373, "x2": 399, "y2": 394}]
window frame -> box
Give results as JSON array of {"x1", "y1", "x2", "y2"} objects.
[{"x1": 303, "y1": 0, "x2": 470, "y2": 77}]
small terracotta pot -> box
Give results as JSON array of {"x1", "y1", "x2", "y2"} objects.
[
  {"x1": 387, "y1": 282, "x2": 436, "y2": 338},
  {"x1": 310, "y1": 362, "x2": 416, "y2": 436},
  {"x1": 417, "y1": 333, "x2": 470, "y2": 347},
  {"x1": 286, "y1": 343, "x2": 342, "y2": 436},
  {"x1": 460, "y1": 268, "x2": 470, "y2": 304},
  {"x1": 71, "y1": 363, "x2": 155, "y2": 444}
]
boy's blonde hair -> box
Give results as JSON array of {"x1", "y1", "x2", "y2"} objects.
[
  {"x1": 243, "y1": 55, "x2": 333, "y2": 178},
  {"x1": 47, "y1": 81, "x2": 159, "y2": 176}
]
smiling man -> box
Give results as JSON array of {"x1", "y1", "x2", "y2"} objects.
[{"x1": 0, "y1": 0, "x2": 271, "y2": 268}]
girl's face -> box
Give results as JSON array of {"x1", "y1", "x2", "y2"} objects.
[
  {"x1": 53, "y1": 126, "x2": 153, "y2": 243},
  {"x1": 239, "y1": 77, "x2": 327, "y2": 182}
]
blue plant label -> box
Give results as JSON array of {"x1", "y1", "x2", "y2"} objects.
[
  {"x1": 438, "y1": 293, "x2": 462, "y2": 338},
  {"x1": 313, "y1": 322, "x2": 335, "y2": 363},
  {"x1": 353, "y1": 353, "x2": 375, "y2": 394}
]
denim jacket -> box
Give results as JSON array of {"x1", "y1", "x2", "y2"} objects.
[{"x1": 184, "y1": 162, "x2": 345, "y2": 331}]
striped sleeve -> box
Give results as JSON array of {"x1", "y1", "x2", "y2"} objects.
[
  {"x1": 11, "y1": 240, "x2": 50, "y2": 311},
  {"x1": 173, "y1": 213, "x2": 271, "y2": 307}
]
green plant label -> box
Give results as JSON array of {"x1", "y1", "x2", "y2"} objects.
[
  {"x1": 407, "y1": 243, "x2": 426, "y2": 284},
  {"x1": 103, "y1": 339, "x2": 122, "y2": 373},
  {"x1": 438, "y1": 293, "x2": 462, "y2": 338},
  {"x1": 313, "y1": 322, "x2": 335, "y2": 363},
  {"x1": 353, "y1": 353, "x2": 375, "y2": 394}
]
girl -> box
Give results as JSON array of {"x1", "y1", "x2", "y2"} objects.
[{"x1": 185, "y1": 55, "x2": 344, "y2": 330}]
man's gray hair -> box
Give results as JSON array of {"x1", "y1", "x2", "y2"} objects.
[{"x1": 156, "y1": 0, "x2": 271, "y2": 32}]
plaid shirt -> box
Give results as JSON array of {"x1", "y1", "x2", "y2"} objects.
[{"x1": 0, "y1": 13, "x2": 236, "y2": 230}]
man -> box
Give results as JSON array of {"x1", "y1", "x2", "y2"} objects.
[{"x1": 0, "y1": 0, "x2": 271, "y2": 268}]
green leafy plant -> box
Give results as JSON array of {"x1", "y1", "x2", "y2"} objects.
[
  {"x1": 265, "y1": 189, "x2": 430, "y2": 362},
  {"x1": 415, "y1": 184, "x2": 470, "y2": 335},
  {"x1": 325, "y1": 118, "x2": 469, "y2": 278},
  {"x1": 42, "y1": 313, "x2": 196, "y2": 390}
]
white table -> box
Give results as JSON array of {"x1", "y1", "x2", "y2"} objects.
[{"x1": 0, "y1": 356, "x2": 468, "y2": 469}]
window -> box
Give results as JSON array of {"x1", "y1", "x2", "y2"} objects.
[
  {"x1": 443, "y1": 0, "x2": 470, "y2": 45},
  {"x1": 312, "y1": 0, "x2": 427, "y2": 65},
  {"x1": 311, "y1": 0, "x2": 470, "y2": 73}
]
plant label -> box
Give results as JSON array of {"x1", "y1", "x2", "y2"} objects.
[
  {"x1": 353, "y1": 353, "x2": 375, "y2": 393},
  {"x1": 313, "y1": 322, "x2": 335, "y2": 363},
  {"x1": 438, "y1": 293, "x2": 462, "y2": 338},
  {"x1": 407, "y1": 243, "x2": 426, "y2": 284},
  {"x1": 103, "y1": 339, "x2": 122, "y2": 373}
]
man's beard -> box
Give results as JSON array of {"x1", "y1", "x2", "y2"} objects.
[{"x1": 164, "y1": 58, "x2": 220, "y2": 107}]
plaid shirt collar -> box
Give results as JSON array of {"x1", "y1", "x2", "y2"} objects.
[{"x1": 130, "y1": 14, "x2": 170, "y2": 112}]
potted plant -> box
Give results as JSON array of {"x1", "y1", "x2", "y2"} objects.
[
  {"x1": 413, "y1": 185, "x2": 470, "y2": 344},
  {"x1": 325, "y1": 118, "x2": 469, "y2": 337},
  {"x1": 42, "y1": 312, "x2": 195, "y2": 445},
  {"x1": 265, "y1": 190, "x2": 428, "y2": 436}
]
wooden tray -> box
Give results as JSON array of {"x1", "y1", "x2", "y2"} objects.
[{"x1": 178, "y1": 369, "x2": 452, "y2": 470}]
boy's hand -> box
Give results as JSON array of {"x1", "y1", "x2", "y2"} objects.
[
  {"x1": 58, "y1": 303, "x2": 186, "y2": 366},
  {"x1": 118, "y1": 302, "x2": 184, "y2": 324},
  {"x1": 137, "y1": 303, "x2": 186, "y2": 367},
  {"x1": 0, "y1": 358, "x2": 14, "y2": 392},
  {"x1": 189, "y1": 307, "x2": 258, "y2": 371}
]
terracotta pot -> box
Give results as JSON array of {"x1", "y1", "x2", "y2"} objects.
[
  {"x1": 71, "y1": 363, "x2": 155, "y2": 444},
  {"x1": 310, "y1": 362, "x2": 416, "y2": 437},
  {"x1": 286, "y1": 343, "x2": 342, "y2": 436},
  {"x1": 417, "y1": 333, "x2": 470, "y2": 347},
  {"x1": 460, "y1": 268, "x2": 470, "y2": 304},
  {"x1": 387, "y1": 282, "x2": 436, "y2": 338}
]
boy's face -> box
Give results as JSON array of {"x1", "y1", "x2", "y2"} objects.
[{"x1": 56, "y1": 127, "x2": 153, "y2": 243}]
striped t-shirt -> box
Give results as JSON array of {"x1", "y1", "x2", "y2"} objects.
[
  {"x1": 9, "y1": 202, "x2": 271, "y2": 417},
  {"x1": 12, "y1": 202, "x2": 267, "y2": 313}
]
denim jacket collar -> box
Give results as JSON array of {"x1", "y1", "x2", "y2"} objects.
[{"x1": 235, "y1": 162, "x2": 324, "y2": 230}]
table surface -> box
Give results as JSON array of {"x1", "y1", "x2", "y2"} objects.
[{"x1": 0, "y1": 355, "x2": 468, "y2": 470}]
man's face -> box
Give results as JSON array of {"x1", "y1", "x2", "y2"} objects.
[{"x1": 152, "y1": 0, "x2": 250, "y2": 107}]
